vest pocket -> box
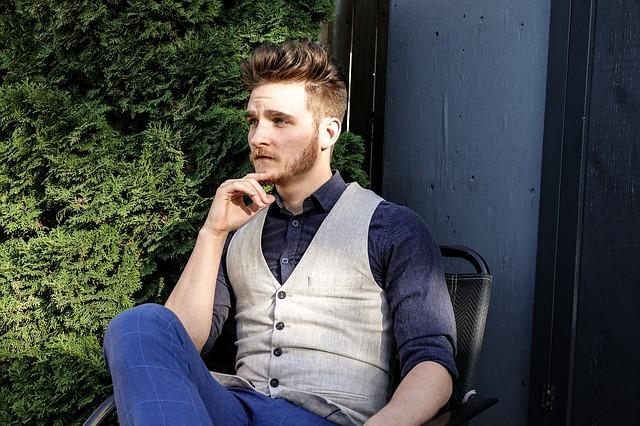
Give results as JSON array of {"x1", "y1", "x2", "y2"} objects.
[
  {"x1": 305, "y1": 276, "x2": 378, "y2": 302},
  {"x1": 308, "y1": 275, "x2": 365, "y2": 286},
  {"x1": 307, "y1": 276, "x2": 366, "y2": 290}
]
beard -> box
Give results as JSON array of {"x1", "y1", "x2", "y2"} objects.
[{"x1": 250, "y1": 132, "x2": 319, "y2": 185}]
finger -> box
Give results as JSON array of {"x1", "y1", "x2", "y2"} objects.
[
  {"x1": 221, "y1": 177, "x2": 275, "y2": 207},
  {"x1": 238, "y1": 180, "x2": 274, "y2": 208},
  {"x1": 242, "y1": 179, "x2": 272, "y2": 207},
  {"x1": 243, "y1": 171, "x2": 274, "y2": 179},
  {"x1": 243, "y1": 172, "x2": 275, "y2": 183},
  {"x1": 235, "y1": 193, "x2": 269, "y2": 215},
  {"x1": 229, "y1": 176, "x2": 272, "y2": 206},
  {"x1": 221, "y1": 180, "x2": 266, "y2": 208},
  {"x1": 237, "y1": 200, "x2": 253, "y2": 216},
  {"x1": 248, "y1": 202, "x2": 263, "y2": 213},
  {"x1": 241, "y1": 178, "x2": 275, "y2": 205}
]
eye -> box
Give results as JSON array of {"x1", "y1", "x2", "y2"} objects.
[
  {"x1": 274, "y1": 117, "x2": 289, "y2": 126},
  {"x1": 247, "y1": 117, "x2": 258, "y2": 127}
]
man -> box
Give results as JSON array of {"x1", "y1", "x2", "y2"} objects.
[{"x1": 104, "y1": 40, "x2": 456, "y2": 426}]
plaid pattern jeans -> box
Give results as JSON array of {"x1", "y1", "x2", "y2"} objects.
[{"x1": 103, "y1": 303, "x2": 338, "y2": 426}]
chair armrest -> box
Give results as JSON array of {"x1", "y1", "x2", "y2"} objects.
[
  {"x1": 83, "y1": 394, "x2": 116, "y2": 426},
  {"x1": 423, "y1": 393, "x2": 498, "y2": 426}
]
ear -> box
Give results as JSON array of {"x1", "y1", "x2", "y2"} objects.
[{"x1": 319, "y1": 117, "x2": 342, "y2": 151}]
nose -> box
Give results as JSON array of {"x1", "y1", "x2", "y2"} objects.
[{"x1": 249, "y1": 122, "x2": 271, "y2": 148}]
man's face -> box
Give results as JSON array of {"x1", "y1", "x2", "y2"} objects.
[{"x1": 247, "y1": 82, "x2": 320, "y2": 185}]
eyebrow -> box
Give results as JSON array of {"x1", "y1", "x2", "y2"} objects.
[{"x1": 245, "y1": 109, "x2": 296, "y2": 121}]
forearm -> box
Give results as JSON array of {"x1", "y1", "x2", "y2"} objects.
[
  {"x1": 365, "y1": 361, "x2": 452, "y2": 426},
  {"x1": 165, "y1": 172, "x2": 274, "y2": 352},
  {"x1": 165, "y1": 227, "x2": 228, "y2": 352}
]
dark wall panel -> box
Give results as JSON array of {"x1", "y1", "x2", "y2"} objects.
[
  {"x1": 572, "y1": 1, "x2": 640, "y2": 424},
  {"x1": 383, "y1": 1, "x2": 550, "y2": 424}
]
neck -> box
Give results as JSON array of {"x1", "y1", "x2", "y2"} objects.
[{"x1": 277, "y1": 168, "x2": 332, "y2": 215}]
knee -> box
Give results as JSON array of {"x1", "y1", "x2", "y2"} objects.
[{"x1": 104, "y1": 303, "x2": 176, "y2": 351}]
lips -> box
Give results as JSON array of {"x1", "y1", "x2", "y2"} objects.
[
  {"x1": 251, "y1": 148, "x2": 278, "y2": 162},
  {"x1": 252, "y1": 155, "x2": 275, "y2": 163}
]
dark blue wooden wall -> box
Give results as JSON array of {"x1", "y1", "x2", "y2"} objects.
[
  {"x1": 571, "y1": 1, "x2": 640, "y2": 423},
  {"x1": 381, "y1": 1, "x2": 550, "y2": 424}
]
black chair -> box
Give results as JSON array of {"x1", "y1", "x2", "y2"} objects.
[
  {"x1": 424, "y1": 244, "x2": 497, "y2": 425},
  {"x1": 85, "y1": 244, "x2": 496, "y2": 426}
]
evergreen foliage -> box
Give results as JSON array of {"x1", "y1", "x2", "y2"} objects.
[{"x1": 0, "y1": 1, "x2": 368, "y2": 423}]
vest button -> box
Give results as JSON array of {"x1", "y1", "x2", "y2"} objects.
[
  {"x1": 281, "y1": 257, "x2": 289, "y2": 264},
  {"x1": 273, "y1": 347, "x2": 282, "y2": 356},
  {"x1": 270, "y1": 378, "x2": 280, "y2": 388},
  {"x1": 275, "y1": 321, "x2": 284, "y2": 330},
  {"x1": 277, "y1": 291, "x2": 286, "y2": 299}
]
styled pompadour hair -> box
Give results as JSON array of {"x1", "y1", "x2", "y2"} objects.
[{"x1": 241, "y1": 40, "x2": 348, "y2": 122}]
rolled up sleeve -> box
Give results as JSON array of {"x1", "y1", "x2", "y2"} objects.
[{"x1": 371, "y1": 203, "x2": 458, "y2": 380}]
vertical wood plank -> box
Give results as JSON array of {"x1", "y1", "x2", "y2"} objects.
[{"x1": 572, "y1": 1, "x2": 640, "y2": 424}]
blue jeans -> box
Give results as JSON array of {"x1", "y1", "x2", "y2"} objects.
[{"x1": 103, "y1": 303, "x2": 338, "y2": 426}]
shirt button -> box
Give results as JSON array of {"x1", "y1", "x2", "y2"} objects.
[
  {"x1": 281, "y1": 257, "x2": 289, "y2": 264},
  {"x1": 277, "y1": 291, "x2": 286, "y2": 299},
  {"x1": 275, "y1": 321, "x2": 284, "y2": 330},
  {"x1": 291, "y1": 220, "x2": 299, "y2": 227},
  {"x1": 273, "y1": 347, "x2": 282, "y2": 356},
  {"x1": 270, "y1": 378, "x2": 279, "y2": 388}
]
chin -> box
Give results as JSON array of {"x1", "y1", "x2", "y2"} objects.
[
  {"x1": 253, "y1": 165, "x2": 280, "y2": 180},
  {"x1": 252, "y1": 162, "x2": 268, "y2": 174}
]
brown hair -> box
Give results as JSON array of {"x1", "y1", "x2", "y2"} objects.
[{"x1": 241, "y1": 40, "x2": 348, "y2": 122}]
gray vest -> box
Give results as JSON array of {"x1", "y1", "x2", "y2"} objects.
[{"x1": 212, "y1": 183, "x2": 393, "y2": 425}]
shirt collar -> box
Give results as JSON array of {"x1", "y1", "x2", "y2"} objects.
[
  {"x1": 272, "y1": 171, "x2": 347, "y2": 215},
  {"x1": 312, "y1": 171, "x2": 347, "y2": 212}
]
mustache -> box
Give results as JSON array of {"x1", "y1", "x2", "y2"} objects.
[{"x1": 250, "y1": 148, "x2": 280, "y2": 162}]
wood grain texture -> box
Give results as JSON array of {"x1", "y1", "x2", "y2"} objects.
[{"x1": 572, "y1": 1, "x2": 640, "y2": 424}]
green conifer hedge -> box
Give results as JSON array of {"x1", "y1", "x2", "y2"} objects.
[{"x1": 0, "y1": 1, "x2": 368, "y2": 423}]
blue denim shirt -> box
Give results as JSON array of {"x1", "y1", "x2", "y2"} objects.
[{"x1": 205, "y1": 172, "x2": 458, "y2": 381}]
